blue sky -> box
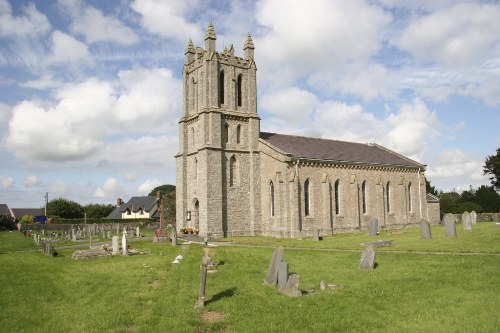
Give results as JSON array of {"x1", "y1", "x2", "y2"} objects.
[{"x1": 0, "y1": 0, "x2": 499, "y2": 208}]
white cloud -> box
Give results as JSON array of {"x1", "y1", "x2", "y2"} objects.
[
  {"x1": 20, "y1": 74, "x2": 60, "y2": 90},
  {"x1": 130, "y1": 0, "x2": 201, "y2": 42},
  {"x1": 49, "y1": 180, "x2": 67, "y2": 196},
  {"x1": 0, "y1": 176, "x2": 14, "y2": 188},
  {"x1": 137, "y1": 179, "x2": 162, "y2": 194},
  {"x1": 4, "y1": 67, "x2": 181, "y2": 163},
  {"x1": 124, "y1": 172, "x2": 137, "y2": 181},
  {"x1": 260, "y1": 87, "x2": 317, "y2": 122},
  {"x1": 22, "y1": 175, "x2": 41, "y2": 187},
  {"x1": 114, "y1": 67, "x2": 182, "y2": 131},
  {"x1": 379, "y1": 99, "x2": 438, "y2": 159},
  {"x1": 396, "y1": 3, "x2": 500, "y2": 66},
  {"x1": 62, "y1": 0, "x2": 139, "y2": 45},
  {"x1": 0, "y1": 0, "x2": 51, "y2": 37},
  {"x1": 255, "y1": 0, "x2": 390, "y2": 84},
  {"x1": 47, "y1": 30, "x2": 90, "y2": 64},
  {"x1": 93, "y1": 178, "x2": 121, "y2": 198}
]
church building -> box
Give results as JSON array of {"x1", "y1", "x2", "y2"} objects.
[{"x1": 176, "y1": 24, "x2": 440, "y2": 238}]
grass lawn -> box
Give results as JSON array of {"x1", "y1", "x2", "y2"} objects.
[{"x1": 0, "y1": 223, "x2": 499, "y2": 333}]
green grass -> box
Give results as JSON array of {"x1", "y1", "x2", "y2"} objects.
[{"x1": 1, "y1": 223, "x2": 499, "y2": 333}]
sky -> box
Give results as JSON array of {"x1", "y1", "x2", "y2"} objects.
[{"x1": 0, "y1": 0, "x2": 499, "y2": 208}]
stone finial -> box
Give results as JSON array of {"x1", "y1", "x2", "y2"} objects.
[
  {"x1": 244, "y1": 33, "x2": 254, "y2": 60},
  {"x1": 205, "y1": 23, "x2": 216, "y2": 53},
  {"x1": 185, "y1": 39, "x2": 195, "y2": 63}
]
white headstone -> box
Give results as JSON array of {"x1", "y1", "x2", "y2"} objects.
[
  {"x1": 112, "y1": 236, "x2": 119, "y2": 255},
  {"x1": 122, "y1": 228, "x2": 127, "y2": 256}
]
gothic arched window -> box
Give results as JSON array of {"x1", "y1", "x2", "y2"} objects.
[
  {"x1": 362, "y1": 181, "x2": 367, "y2": 214},
  {"x1": 229, "y1": 156, "x2": 237, "y2": 187},
  {"x1": 219, "y1": 71, "x2": 225, "y2": 106},
  {"x1": 269, "y1": 181, "x2": 275, "y2": 217},
  {"x1": 334, "y1": 180, "x2": 340, "y2": 215},
  {"x1": 304, "y1": 179, "x2": 311, "y2": 216},
  {"x1": 408, "y1": 182, "x2": 413, "y2": 212},
  {"x1": 237, "y1": 74, "x2": 242, "y2": 107},
  {"x1": 236, "y1": 125, "x2": 241, "y2": 144},
  {"x1": 386, "y1": 182, "x2": 391, "y2": 213},
  {"x1": 224, "y1": 123, "x2": 229, "y2": 143}
]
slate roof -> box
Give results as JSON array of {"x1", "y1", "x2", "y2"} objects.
[
  {"x1": 426, "y1": 193, "x2": 440, "y2": 203},
  {"x1": 106, "y1": 196, "x2": 159, "y2": 219},
  {"x1": 11, "y1": 208, "x2": 44, "y2": 218},
  {"x1": 0, "y1": 204, "x2": 13, "y2": 217},
  {"x1": 260, "y1": 132, "x2": 424, "y2": 169}
]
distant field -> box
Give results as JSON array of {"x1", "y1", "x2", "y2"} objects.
[{"x1": 1, "y1": 223, "x2": 499, "y2": 333}]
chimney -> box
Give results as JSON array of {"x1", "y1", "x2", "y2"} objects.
[{"x1": 116, "y1": 198, "x2": 123, "y2": 207}]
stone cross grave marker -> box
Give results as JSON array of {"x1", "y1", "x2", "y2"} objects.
[
  {"x1": 264, "y1": 246, "x2": 285, "y2": 285},
  {"x1": 369, "y1": 218, "x2": 378, "y2": 236},
  {"x1": 462, "y1": 211, "x2": 472, "y2": 231},
  {"x1": 359, "y1": 245, "x2": 376, "y2": 270},
  {"x1": 443, "y1": 213, "x2": 457, "y2": 237},
  {"x1": 280, "y1": 274, "x2": 302, "y2": 297},
  {"x1": 420, "y1": 219, "x2": 432, "y2": 240}
]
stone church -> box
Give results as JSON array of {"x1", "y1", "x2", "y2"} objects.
[{"x1": 176, "y1": 24, "x2": 440, "y2": 238}]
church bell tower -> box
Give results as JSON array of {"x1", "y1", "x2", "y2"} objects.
[{"x1": 176, "y1": 24, "x2": 261, "y2": 237}]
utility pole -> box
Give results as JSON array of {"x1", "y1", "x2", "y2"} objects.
[{"x1": 44, "y1": 192, "x2": 48, "y2": 217}]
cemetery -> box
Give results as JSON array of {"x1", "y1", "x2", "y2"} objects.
[{"x1": 0, "y1": 218, "x2": 499, "y2": 333}]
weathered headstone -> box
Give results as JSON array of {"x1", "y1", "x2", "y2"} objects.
[
  {"x1": 278, "y1": 262, "x2": 289, "y2": 289},
  {"x1": 443, "y1": 213, "x2": 456, "y2": 237},
  {"x1": 121, "y1": 228, "x2": 127, "y2": 256},
  {"x1": 71, "y1": 227, "x2": 77, "y2": 242},
  {"x1": 492, "y1": 214, "x2": 499, "y2": 222},
  {"x1": 136, "y1": 227, "x2": 140, "y2": 237},
  {"x1": 420, "y1": 219, "x2": 432, "y2": 240},
  {"x1": 312, "y1": 228, "x2": 320, "y2": 241},
  {"x1": 359, "y1": 246, "x2": 376, "y2": 270},
  {"x1": 280, "y1": 274, "x2": 302, "y2": 297},
  {"x1": 470, "y1": 211, "x2": 477, "y2": 225},
  {"x1": 195, "y1": 248, "x2": 209, "y2": 308},
  {"x1": 369, "y1": 218, "x2": 378, "y2": 236},
  {"x1": 462, "y1": 211, "x2": 472, "y2": 231},
  {"x1": 112, "y1": 236, "x2": 119, "y2": 255},
  {"x1": 264, "y1": 246, "x2": 285, "y2": 285}
]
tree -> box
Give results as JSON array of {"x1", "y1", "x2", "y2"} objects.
[
  {"x1": 84, "y1": 203, "x2": 115, "y2": 218},
  {"x1": 425, "y1": 179, "x2": 439, "y2": 196},
  {"x1": 475, "y1": 185, "x2": 500, "y2": 213},
  {"x1": 148, "y1": 184, "x2": 176, "y2": 222},
  {"x1": 47, "y1": 198, "x2": 84, "y2": 219},
  {"x1": 439, "y1": 192, "x2": 460, "y2": 214},
  {"x1": 483, "y1": 148, "x2": 500, "y2": 191},
  {"x1": 19, "y1": 215, "x2": 34, "y2": 224}
]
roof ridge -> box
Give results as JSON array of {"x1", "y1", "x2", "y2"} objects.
[{"x1": 260, "y1": 131, "x2": 368, "y2": 146}]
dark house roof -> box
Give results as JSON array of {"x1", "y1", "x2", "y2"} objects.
[
  {"x1": 106, "y1": 196, "x2": 160, "y2": 219},
  {"x1": 11, "y1": 208, "x2": 44, "y2": 218},
  {"x1": 0, "y1": 204, "x2": 13, "y2": 217},
  {"x1": 260, "y1": 132, "x2": 424, "y2": 169}
]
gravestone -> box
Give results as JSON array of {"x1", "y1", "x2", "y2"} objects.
[
  {"x1": 312, "y1": 228, "x2": 320, "y2": 241},
  {"x1": 264, "y1": 246, "x2": 285, "y2": 285},
  {"x1": 470, "y1": 211, "x2": 477, "y2": 225},
  {"x1": 278, "y1": 262, "x2": 289, "y2": 289},
  {"x1": 112, "y1": 236, "x2": 119, "y2": 255},
  {"x1": 443, "y1": 213, "x2": 456, "y2": 237},
  {"x1": 71, "y1": 228, "x2": 77, "y2": 242},
  {"x1": 420, "y1": 219, "x2": 432, "y2": 240},
  {"x1": 195, "y1": 248, "x2": 209, "y2": 308},
  {"x1": 369, "y1": 218, "x2": 378, "y2": 236},
  {"x1": 280, "y1": 274, "x2": 302, "y2": 297},
  {"x1": 136, "y1": 227, "x2": 140, "y2": 237},
  {"x1": 121, "y1": 229, "x2": 127, "y2": 256},
  {"x1": 359, "y1": 246, "x2": 376, "y2": 270},
  {"x1": 462, "y1": 211, "x2": 472, "y2": 231},
  {"x1": 492, "y1": 214, "x2": 499, "y2": 222}
]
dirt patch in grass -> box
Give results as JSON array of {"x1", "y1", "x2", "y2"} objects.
[
  {"x1": 148, "y1": 280, "x2": 161, "y2": 288},
  {"x1": 201, "y1": 311, "x2": 225, "y2": 323}
]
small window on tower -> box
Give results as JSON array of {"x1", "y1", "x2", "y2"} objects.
[
  {"x1": 219, "y1": 71, "x2": 225, "y2": 106},
  {"x1": 237, "y1": 74, "x2": 242, "y2": 107}
]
